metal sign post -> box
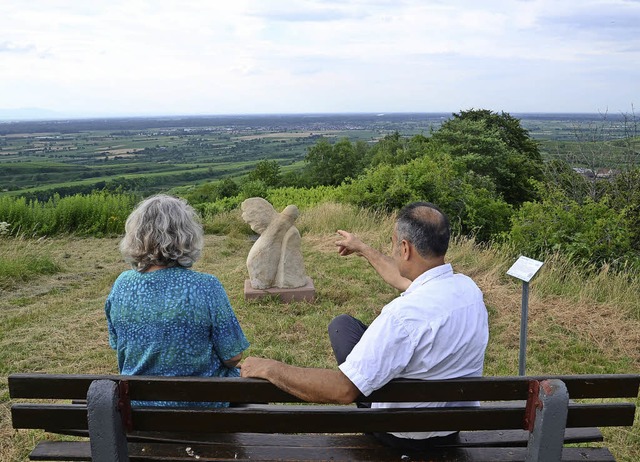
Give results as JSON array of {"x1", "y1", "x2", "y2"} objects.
[{"x1": 507, "y1": 256, "x2": 544, "y2": 376}]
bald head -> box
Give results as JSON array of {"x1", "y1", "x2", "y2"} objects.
[{"x1": 396, "y1": 202, "x2": 450, "y2": 259}]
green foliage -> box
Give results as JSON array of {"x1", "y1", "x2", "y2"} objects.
[
  {"x1": 542, "y1": 159, "x2": 592, "y2": 202},
  {"x1": 452, "y1": 109, "x2": 542, "y2": 162},
  {"x1": 303, "y1": 137, "x2": 368, "y2": 186},
  {"x1": 1, "y1": 110, "x2": 636, "y2": 271},
  {"x1": 507, "y1": 188, "x2": 636, "y2": 269},
  {"x1": 369, "y1": 132, "x2": 433, "y2": 167},
  {"x1": 247, "y1": 159, "x2": 281, "y2": 187},
  {"x1": 339, "y1": 154, "x2": 513, "y2": 241},
  {"x1": 240, "y1": 180, "x2": 269, "y2": 199},
  {"x1": 0, "y1": 192, "x2": 137, "y2": 237},
  {"x1": 198, "y1": 185, "x2": 340, "y2": 230},
  {"x1": 431, "y1": 109, "x2": 543, "y2": 206},
  {"x1": 184, "y1": 178, "x2": 240, "y2": 205},
  {"x1": 266, "y1": 186, "x2": 340, "y2": 211},
  {"x1": 197, "y1": 195, "x2": 245, "y2": 219}
]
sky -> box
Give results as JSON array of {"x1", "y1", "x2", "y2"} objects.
[{"x1": 1, "y1": 0, "x2": 639, "y2": 119}]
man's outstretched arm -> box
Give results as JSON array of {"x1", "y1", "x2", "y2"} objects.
[
  {"x1": 335, "y1": 229, "x2": 410, "y2": 291},
  {"x1": 240, "y1": 357, "x2": 361, "y2": 404}
]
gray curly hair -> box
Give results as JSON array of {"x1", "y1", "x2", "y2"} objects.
[{"x1": 120, "y1": 194, "x2": 204, "y2": 272}]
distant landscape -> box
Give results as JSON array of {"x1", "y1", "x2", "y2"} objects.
[{"x1": 1, "y1": 112, "x2": 635, "y2": 200}]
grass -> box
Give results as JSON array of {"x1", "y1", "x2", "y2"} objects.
[
  {"x1": 1, "y1": 203, "x2": 638, "y2": 461},
  {"x1": 0, "y1": 238, "x2": 61, "y2": 290}
]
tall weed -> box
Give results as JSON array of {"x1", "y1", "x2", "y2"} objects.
[{"x1": 0, "y1": 192, "x2": 137, "y2": 237}]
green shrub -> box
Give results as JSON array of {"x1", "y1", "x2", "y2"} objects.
[
  {"x1": 339, "y1": 154, "x2": 513, "y2": 241},
  {"x1": 266, "y1": 186, "x2": 340, "y2": 210},
  {"x1": 0, "y1": 192, "x2": 137, "y2": 237},
  {"x1": 507, "y1": 188, "x2": 636, "y2": 268}
]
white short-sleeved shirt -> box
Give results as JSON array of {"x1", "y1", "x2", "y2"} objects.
[{"x1": 339, "y1": 263, "x2": 489, "y2": 439}]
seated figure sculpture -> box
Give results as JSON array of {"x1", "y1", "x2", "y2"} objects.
[{"x1": 241, "y1": 197, "x2": 308, "y2": 290}]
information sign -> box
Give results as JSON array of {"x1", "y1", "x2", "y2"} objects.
[{"x1": 507, "y1": 256, "x2": 544, "y2": 283}]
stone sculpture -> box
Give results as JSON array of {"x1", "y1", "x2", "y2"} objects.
[{"x1": 241, "y1": 197, "x2": 308, "y2": 290}]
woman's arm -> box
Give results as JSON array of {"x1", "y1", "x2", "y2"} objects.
[{"x1": 223, "y1": 353, "x2": 243, "y2": 368}]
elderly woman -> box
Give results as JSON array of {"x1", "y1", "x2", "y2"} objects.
[{"x1": 105, "y1": 194, "x2": 249, "y2": 407}]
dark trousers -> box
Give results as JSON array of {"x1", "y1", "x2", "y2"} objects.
[
  {"x1": 328, "y1": 314, "x2": 368, "y2": 366},
  {"x1": 327, "y1": 314, "x2": 460, "y2": 450}
]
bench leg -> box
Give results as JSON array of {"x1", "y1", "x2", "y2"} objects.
[
  {"x1": 526, "y1": 379, "x2": 569, "y2": 462},
  {"x1": 87, "y1": 379, "x2": 130, "y2": 462}
]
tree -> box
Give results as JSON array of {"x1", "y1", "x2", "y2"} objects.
[
  {"x1": 369, "y1": 132, "x2": 432, "y2": 167},
  {"x1": 451, "y1": 109, "x2": 542, "y2": 162},
  {"x1": 217, "y1": 178, "x2": 240, "y2": 198},
  {"x1": 247, "y1": 160, "x2": 281, "y2": 187},
  {"x1": 431, "y1": 110, "x2": 543, "y2": 206},
  {"x1": 304, "y1": 137, "x2": 363, "y2": 186},
  {"x1": 184, "y1": 178, "x2": 239, "y2": 205}
]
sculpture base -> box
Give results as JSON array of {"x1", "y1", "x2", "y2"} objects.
[{"x1": 244, "y1": 278, "x2": 315, "y2": 303}]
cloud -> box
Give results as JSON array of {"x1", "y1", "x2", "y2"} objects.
[
  {"x1": 249, "y1": 5, "x2": 369, "y2": 22},
  {"x1": 0, "y1": 0, "x2": 637, "y2": 116},
  {"x1": 0, "y1": 41, "x2": 36, "y2": 54},
  {"x1": 540, "y1": 1, "x2": 640, "y2": 43}
]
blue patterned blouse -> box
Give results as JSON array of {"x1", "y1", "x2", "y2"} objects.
[{"x1": 105, "y1": 267, "x2": 250, "y2": 407}]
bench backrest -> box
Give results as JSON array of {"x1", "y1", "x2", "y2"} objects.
[{"x1": 9, "y1": 373, "x2": 639, "y2": 435}]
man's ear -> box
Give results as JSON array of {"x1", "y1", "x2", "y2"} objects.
[{"x1": 401, "y1": 239, "x2": 411, "y2": 260}]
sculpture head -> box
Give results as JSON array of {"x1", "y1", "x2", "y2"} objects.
[{"x1": 281, "y1": 204, "x2": 299, "y2": 221}]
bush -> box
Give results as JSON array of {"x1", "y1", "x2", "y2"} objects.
[
  {"x1": 507, "y1": 188, "x2": 636, "y2": 268},
  {"x1": 266, "y1": 186, "x2": 340, "y2": 210},
  {"x1": 0, "y1": 192, "x2": 138, "y2": 237},
  {"x1": 339, "y1": 154, "x2": 513, "y2": 241}
]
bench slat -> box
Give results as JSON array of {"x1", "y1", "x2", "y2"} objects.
[
  {"x1": 12, "y1": 402, "x2": 635, "y2": 433},
  {"x1": 9, "y1": 373, "x2": 640, "y2": 401},
  {"x1": 52, "y1": 427, "x2": 603, "y2": 447},
  {"x1": 29, "y1": 441, "x2": 616, "y2": 462}
]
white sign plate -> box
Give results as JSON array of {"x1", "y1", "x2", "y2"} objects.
[{"x1": 507, "y1": 256, "x2": 544, "y2": 282}]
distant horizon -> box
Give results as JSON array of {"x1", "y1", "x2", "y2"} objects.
[{"x1": 0, "y1": 108, "x2": 630, "y2": 124}]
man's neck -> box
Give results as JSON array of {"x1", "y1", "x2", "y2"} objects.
[{"x1": 406, "y1": 257, "x2": 446, "y2": 281}]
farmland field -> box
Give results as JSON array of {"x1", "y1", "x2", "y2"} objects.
[{"x1": 1, "y1": 112, "x2": 637, "y2": 200}]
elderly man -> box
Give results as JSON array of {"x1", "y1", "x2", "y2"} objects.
[{"x1": 241, "y1": 202, "x2": 488, "y2": 449}]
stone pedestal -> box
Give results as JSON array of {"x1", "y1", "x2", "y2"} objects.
[{"x1": 244, "y1": 277, "x2": 315, "y2": 303}]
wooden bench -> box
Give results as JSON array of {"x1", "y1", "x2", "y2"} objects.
[{"x1": 9, "y1": 373, "x2": 639, "y2": 461}]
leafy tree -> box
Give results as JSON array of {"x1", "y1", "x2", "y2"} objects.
[
  {"x1": 247, "y1": 159, "x2": 281, "y2": 187},
  {"x1": 303, "y1": 137, "x2": 364, "y2": 186},
  {"x1": 184, "y1": 178, "x2": 239, "y2": 205},
  {"x1": 240, "y1": 180, "x2": 268, "y2": 199},
  {"x1": 217, "y1": 178, "x2": 241, "y2": 198},
  {"x1": 452, "y1": 109, "x2": 541, "y2": 161},
  {"x1": 431, "y1": 109, "x2": 543, "y2": 206},
  {"x1": 369, "y1": 132, "x2": 432, "y2": 167}
]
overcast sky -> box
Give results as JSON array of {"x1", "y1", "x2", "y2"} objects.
[{"x1": 1, "y1": 0, "x2": 639, "y2": 118}]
